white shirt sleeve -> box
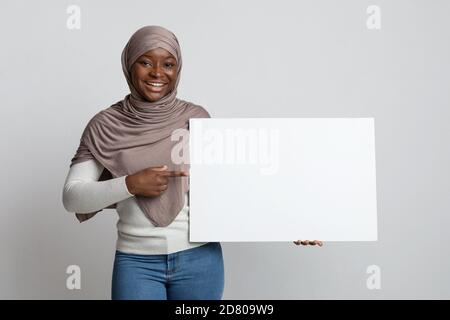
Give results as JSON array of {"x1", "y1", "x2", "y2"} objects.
[{"x1": 62, "y1": 159, "x2": 134, "y2": 214}]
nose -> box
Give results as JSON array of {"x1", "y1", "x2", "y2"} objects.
[{"x1": 148, "y1": 64, "x2": 163, "y2": 78}]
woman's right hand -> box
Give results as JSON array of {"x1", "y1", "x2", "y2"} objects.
[{"x1": 125, "y1": 165, "x2": 188, "y2": 197}]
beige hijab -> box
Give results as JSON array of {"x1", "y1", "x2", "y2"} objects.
[{"x1": 70, "y1": 25, "x2": 209, "y2": 227}]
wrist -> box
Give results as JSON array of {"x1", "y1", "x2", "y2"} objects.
[{"x1": 125, "y1": 175, "x2": 136, "y2": 195}]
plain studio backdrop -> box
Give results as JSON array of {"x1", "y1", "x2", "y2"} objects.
[{"x1": 0, "y1": 0, "x2": 448, "y2": 299}]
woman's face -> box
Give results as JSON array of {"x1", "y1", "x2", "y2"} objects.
[{"x1": 130, "y1": 47, "x2": 178, "y2": 102}]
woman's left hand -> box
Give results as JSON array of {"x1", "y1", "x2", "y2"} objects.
[{"x1": 293, "y1": 240, "x2": 323, "y2": 246}]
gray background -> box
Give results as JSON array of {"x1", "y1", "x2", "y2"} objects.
[{"x1": 0, "y1": 0, "x2": 448, "y2": 299}]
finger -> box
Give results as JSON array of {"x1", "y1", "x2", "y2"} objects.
[
  {"x1": 293, "y1": 240, "x2": 301, "y2": 245},
  {"x1": 151, "y1": 165, "x2": 168, "y2": 171},
  {"x1": 155, "y1": 175, "x2": 169, "y2": 185},
  {"x1": 158, "y1": 184, "x2": 168, "y2": 192},
  {"x1": 315, "y1": 240, "x2": 324, "y2": 247},
  {"x1": 161, "y1": 170, "x2": 189, "y2": 177},
  {"x1": 301, "y1": 240, "x2": 309, "y2": 245}
]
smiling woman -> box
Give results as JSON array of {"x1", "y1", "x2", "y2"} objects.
[
  {"x1": 62, "y1": 25, "x2": 224, "y2": 300},
  {"x1": 62, "y1": 25, "x2": 320, "y2": 301}
]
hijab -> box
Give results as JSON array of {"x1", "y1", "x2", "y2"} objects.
[{"x1": 70, "y1": 25, "x2": 210, "y2": 227}]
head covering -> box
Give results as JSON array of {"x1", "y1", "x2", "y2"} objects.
[{"x1": 70, "y1": 25, "x2": 210, "y2": 227}]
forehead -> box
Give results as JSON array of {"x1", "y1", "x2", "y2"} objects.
[{"x1": 140, "y1": 47, "x2": 176, "y2": 60}]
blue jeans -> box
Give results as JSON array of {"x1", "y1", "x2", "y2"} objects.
[{"x1": 111, "y1": 242, "x2": 224, "y2": 300}]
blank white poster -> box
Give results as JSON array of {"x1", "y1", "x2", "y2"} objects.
[{"x1": 188, "y1": 118, "x2": 378, "y2": 242}]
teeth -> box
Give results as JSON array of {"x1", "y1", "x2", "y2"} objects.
[{"x1": 146, "y1": 82, "x2": 165, "y2": 87}]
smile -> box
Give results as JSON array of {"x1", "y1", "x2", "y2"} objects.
[{"x1": 145, "y1": 81, "x2": 167, "y2": 87}]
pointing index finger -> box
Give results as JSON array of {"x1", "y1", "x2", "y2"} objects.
[{"x1": 159, "y1": 170, "x2": 189, "y2": 177}]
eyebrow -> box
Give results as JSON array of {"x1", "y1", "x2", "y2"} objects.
[{"x1": 141, "y1": 54, "x2": 176, "y2": 61}]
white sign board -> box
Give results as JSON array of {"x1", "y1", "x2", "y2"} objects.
[{"x1": 188, "y1": 118, "x2": 378, "y2": 242}]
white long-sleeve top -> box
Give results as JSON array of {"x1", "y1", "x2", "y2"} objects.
[{"x1": 62, "y1": 159, "x2": 207, "y2": 254}]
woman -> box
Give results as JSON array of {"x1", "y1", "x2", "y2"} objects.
[{"x1": 62, "y1": 25, "x2": 322, "y2": 300}]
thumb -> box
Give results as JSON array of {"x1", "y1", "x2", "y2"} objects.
[{"x1": 151, "y1": 165, "x2": 168, "y2": 171}]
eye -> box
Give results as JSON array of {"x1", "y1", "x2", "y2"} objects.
[
  {"x1": 141, "y1": 60, "x2": 152, "y2": 67},
  {"x1": 164, "y1": 62, "x2": 174, "y2": 69}
]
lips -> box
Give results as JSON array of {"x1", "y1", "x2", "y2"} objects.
[{"x1": 143, "y1": 81, "x2": 167, "y2": 92}]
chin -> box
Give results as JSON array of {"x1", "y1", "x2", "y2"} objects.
[
  {"x1": 139, "y1": 86, "x2": 171, "y2": 102},
  {"x1": 141, "y1": 91, "x2": 160, "y2": 102}
]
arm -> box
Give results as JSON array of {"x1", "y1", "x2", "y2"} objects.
[{"x1": 62, "y1": 159, "x2": 134, "y2": 214}]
